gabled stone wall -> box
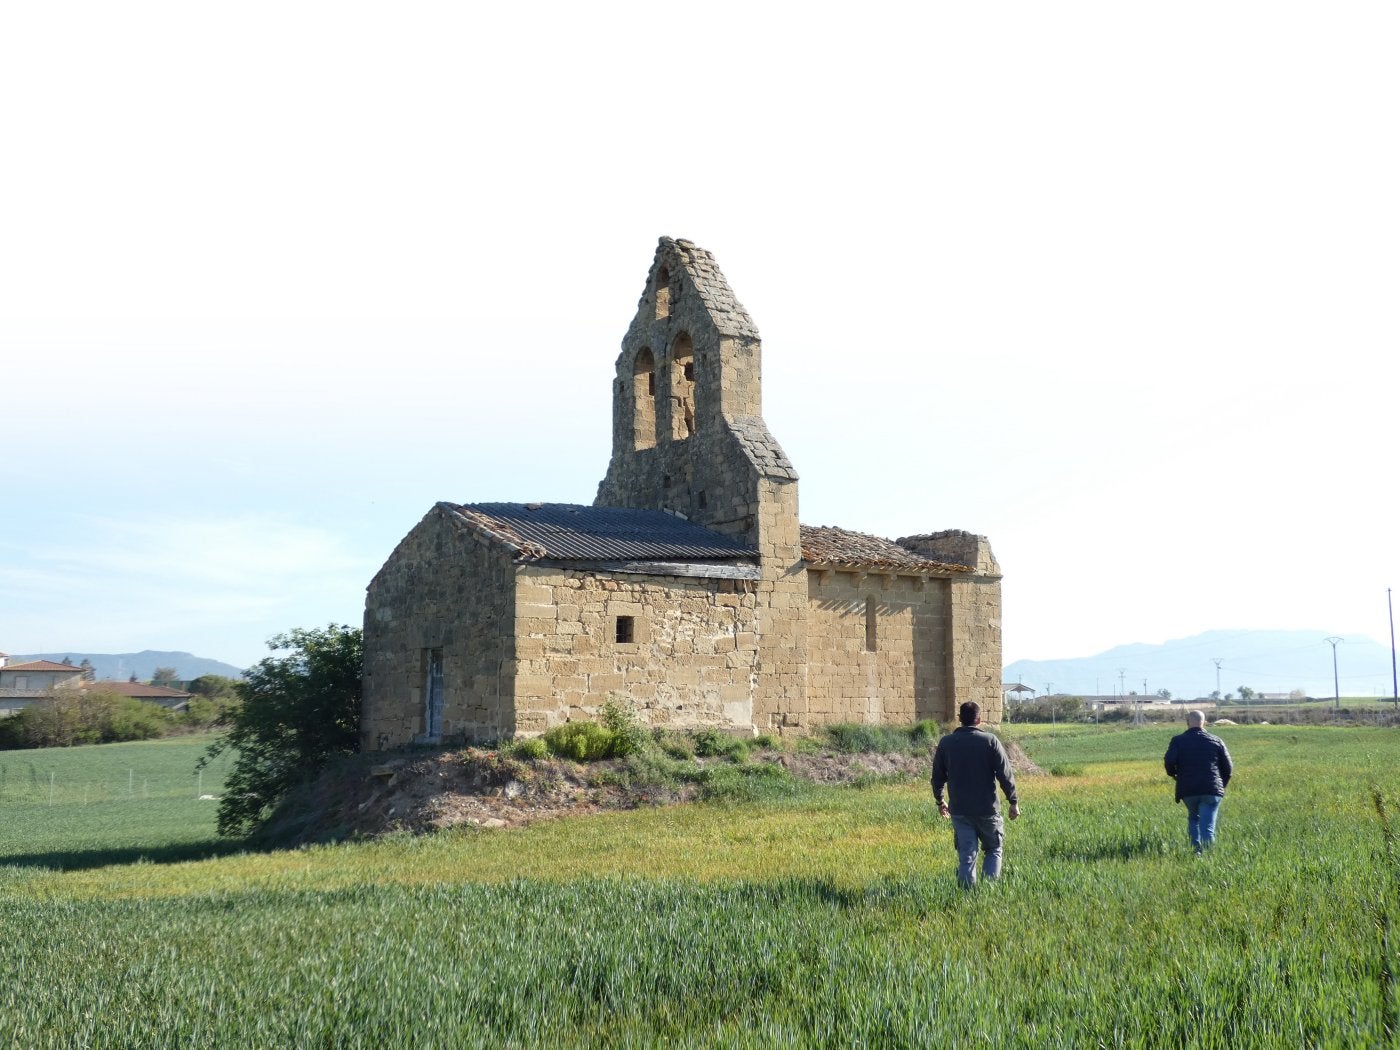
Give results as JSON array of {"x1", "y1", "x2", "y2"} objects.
[{"x1": 362, "y1": 507, "x2": 516, "y2": 748}]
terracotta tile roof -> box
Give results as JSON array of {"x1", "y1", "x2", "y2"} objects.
[
  {"x1": 801, "y1": 525, "x2": 971, "y2": 574},
  {"x1": 92, "y1": 681, "x2": 192, "y2": 699},
  {"x1": 2, "y1": 660, "x2": 86, "y2": 673},
  {"x1": 443, "y1": 503, "x2": 759, "y2": 563}
]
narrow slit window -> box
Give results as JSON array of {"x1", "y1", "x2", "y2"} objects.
[
  {"x1": 655, "y1": 266, "x2": 671, "y2": 319},
  {"x1": 864, "y1": 598, "x2": 877, "y2": 652},
  {"x1": 616, "y1": 615, "x2": 635, "y2": 644}
]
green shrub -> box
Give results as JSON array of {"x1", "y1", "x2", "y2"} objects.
[
  {"x1": 752, "y1": 733, "x2": 779, "y2": 750},
  {"x1": 823, "y1": 721, "x2": 943, "y2": 755},
  {"x1": 0, "y1": 690, "x2": 178, "y2": 749},
  {"x1": 824, "y1": 723, "x2": 913, "y2": 754},
  {"x1": 695, "y1": 761, "x2": 796, "y2": 802},
  {"x1": 507, "y1": 737, "x2": 550, "y2": 761},
  {"x1": 106, "y1": 697, "x2": 172, "y2": 741},
  {"x1": 657, "y1": 733, "x2": 696, "y2": 760},
  {"x1": 694, "y1": 727, "x2": 749, "y2": 761},
  {"x1": 908, "y1": 720, "x2": 940, "y2": 747},
  {"x1": 543, "y1": 721, "x2": 618, "y2": 761},
  {"x1": 601, "y1": 696, "x2": 650, "y2": 758}
]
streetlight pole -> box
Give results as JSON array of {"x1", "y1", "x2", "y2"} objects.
[{"x1": 1325, "y1": 637, "x2": 1343, "y2": 711}]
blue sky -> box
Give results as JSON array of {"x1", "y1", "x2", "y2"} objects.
[{"x1": 3, "y1": 3, "x2": 1397, "y2": 672}]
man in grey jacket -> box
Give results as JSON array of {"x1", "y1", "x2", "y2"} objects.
[{"x1": 931, "y1": 701, "x2": 1020, "y2": 887}]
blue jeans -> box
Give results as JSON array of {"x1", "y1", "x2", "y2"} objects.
[
  {"x1": 1182, "y1": 794, "x2": 1223, "y2": 850},
  {"x1": 950, "y1": 814, "x2": 1004, "y2": 886}
]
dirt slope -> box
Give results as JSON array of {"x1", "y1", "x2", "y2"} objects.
[{"x1": 256, "y1": 741, "x2": 1044, "y2": 848}]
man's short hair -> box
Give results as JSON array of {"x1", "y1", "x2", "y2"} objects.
[
  {"x1": 959, "y1": 701, "x2": 980, "y2": 726},
  {"x1": 1187, "y1": 709, "x2": 1206, "y2": 728}
]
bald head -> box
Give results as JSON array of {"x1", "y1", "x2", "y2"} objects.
[{"x1": 1187, "y1": 710, "x2": 1206, "y2": 728}]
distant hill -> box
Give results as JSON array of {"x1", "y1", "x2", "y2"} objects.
[
  {"x1": 1005, "y1": 629, "x2": 1398, "y2": 701},
  {"x1": 9, "y1": 650, "x2": 245, "y2": 683}
]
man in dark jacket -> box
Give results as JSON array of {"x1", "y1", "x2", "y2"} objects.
[
  {"x1": 931, "y1": 701, "x2": 1020, "y2": 887},
  {"x1": 1164, "y1": 710, "x2": 1233, "y2": 853}
]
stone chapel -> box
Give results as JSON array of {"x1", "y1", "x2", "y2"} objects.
[{"x1": 361, "y1": 237, "x2": 1001, "y2": 749}]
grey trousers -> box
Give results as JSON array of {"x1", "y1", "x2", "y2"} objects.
[{"x1": 950, "y1": 814, "x2": 1004, "y2": 886}]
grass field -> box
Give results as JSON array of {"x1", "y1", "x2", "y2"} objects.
[{"x1": 3, "y1": 725, "x2": 1398, "y2": 1047}]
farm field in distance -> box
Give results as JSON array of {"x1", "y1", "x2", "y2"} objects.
[{"x1": 3, "y1": 725, "x2": 1398, "y2": 1047}]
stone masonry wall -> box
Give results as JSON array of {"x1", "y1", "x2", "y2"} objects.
[
  {"x1": 900, "y1": 531, "x2": 1003, "y2": 723},
  {"x1": 362, "y1": 508, "x2": 516, "y2": 748},
  {"x1": 806, "y1": 571, "x2": 954, "y2": 726},
  {"x1": 948, "y1": 575, "x2": 1004, "y2": 723},
  {"x1": 512, "y1": 566, "x2": 760, "y2": 734},
  {"x1": 749, "y1": 473, "x2": 809, "y2": 733}
]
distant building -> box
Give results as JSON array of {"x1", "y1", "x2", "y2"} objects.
[
  {"x1": 91, "y1": 680, "x2": 193, "y2": 711},
  {"x1": 0, "y1": 658, "x2": 85, "y2": 695},
  {"x1": 0, "y1": 656, "x2": 192, "y2": 716}
]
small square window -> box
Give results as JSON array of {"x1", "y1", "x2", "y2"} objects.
[{"x1": 616, "y1": 615, "x2": 635, "y2": 644}]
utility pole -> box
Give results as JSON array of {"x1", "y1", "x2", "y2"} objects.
[
  {"x1": 1389, "y1": 588, "x2": 1398, "y2": 712},
  {"x1": 1212, "y1": 658, "x2": 1222, "y2": 702},
  {"x1": 1325, "y1": 637, "x2": 1343, "y2": 711}
]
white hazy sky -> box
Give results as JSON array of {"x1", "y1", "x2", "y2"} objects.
[{"x1": 3, "y1": 2, "x2": 1396, "y2": 672}]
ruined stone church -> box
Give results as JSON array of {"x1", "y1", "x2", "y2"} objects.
[{"x1": 362, "y1": 237, "x2": 1001, "y2": 749}]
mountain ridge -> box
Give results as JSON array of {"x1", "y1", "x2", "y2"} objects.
[
  {"x1": 8, "y1": 650, "x2": 245, "y2": 682},
  {"x1": 1005, "y1": 629, "x2": 1397, "y2": 700}
]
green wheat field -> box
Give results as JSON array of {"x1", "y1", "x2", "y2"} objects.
[{"x1": 3, "y1": 725, "x2": 1398, "y2": 1048}]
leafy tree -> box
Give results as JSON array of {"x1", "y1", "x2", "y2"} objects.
[
  {"x1": 188, "y1": 674, "x2": 241, "y2": 699},
  {"x1": 151, "y1": 666, "x2": 181, "y2": 687},
  {"x1": 183, "y1": 674, "x2": 242, "y2": 727},
  {"x1": 1238, "y1": 685, "x2": 1256, "y2": 701},
  {"x1": 201, "y1": 625, "x2": 362, "y2": 836},
  {"x1": 79, "y1": 658, "x2": 95, "y2": 682},
  {"x1": 1156, "y1": 688, "x2": 1172, "y2": 700}
]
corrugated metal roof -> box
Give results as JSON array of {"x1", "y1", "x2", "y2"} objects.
[
  {"x1": 801, "y1": 525, "x2": 971, "y2": 574},
  {"x1": 445, "y1": 503, "x2": 759, "y2": 562}
]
